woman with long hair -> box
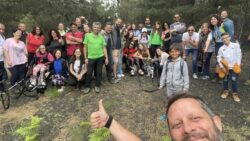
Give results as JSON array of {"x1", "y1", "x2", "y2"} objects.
[
  {"x1": 161, "y1": 21, "x2": 171, "y2": 53},
  {"x1": 204, "y1": 15, "x2": 224, "y2": 82},
  {"x1": 149, "y1": 21, "x2": 162, "y2": 58},
  {"x1": 46, "y1": 29, "x2": 66, "y2": 59},
  {"x1": 26, "y1": 26, "x2": 45, "y2": 64},
  {"x1": 199, "y1": 23, "x2": 215, "y2": 80}
]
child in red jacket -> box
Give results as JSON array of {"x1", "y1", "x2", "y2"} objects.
[{"x1": 124, "y1": 41, "x2": 137, "y2": 75}]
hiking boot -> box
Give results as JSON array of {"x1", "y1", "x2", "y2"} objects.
[
  {"x1": 193, "y1": 73, "x2": 198, "y2": 79},
  {"x1": 109, "y1": 77, "x2": 119, "y2": 84},
  {"x1": 82, "y1": 88, "x2": 90, "y2": 94},
  {"x1": 221, "y1": 90, "x2": 229, "y2": 99},
  {"x1": 244, "y1": 80, "x2": 250, "y2": 86},
  {"x1": 232, "y1": 93, "x2": 240, "y2": 103},
  {"x1": 95, "y1": 86, "x2": 100, "y2": 93}
]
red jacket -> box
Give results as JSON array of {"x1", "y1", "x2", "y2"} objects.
[{"x1": 124, "y1": 47, "x2": 137, "y2": 57}]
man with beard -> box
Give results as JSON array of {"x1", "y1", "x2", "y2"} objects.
[
  {"x1": 111, "y1": 18, "x2": 123, "y2": 81},
  {"x1": 90, "y1": 93, "x2": 223, "y2": 141},
  {"x1": 220, "y1": 10, "x2": 234, "y2": 41},
  {"x1": 170, "y1": 13, "x2": 186, "y2": 43}
]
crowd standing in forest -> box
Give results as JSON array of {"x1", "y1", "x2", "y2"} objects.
[
  {"x1": 0, "y1": 10, "x2": 246, "y2": 100},
  {"x1": 0, "y1": 9, "x2": 248, "y2": 140}
]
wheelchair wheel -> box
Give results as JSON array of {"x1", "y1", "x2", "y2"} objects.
[
  {"x1": 8, "y1": 82, "x2": 24, "y2": 99},
  {"x1": 22, "y1": 79, "x2": 39, "y2": 98},
  {"x1": 1, "y1": 91, "x2": 10, "y2": 110}
]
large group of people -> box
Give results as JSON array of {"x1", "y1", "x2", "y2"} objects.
[
  {"x1": 0, "y1": 10, "x2": 248, "y2": 100},
  {"x1": 0, "y1": 8, "x2": 249, "y2": 141}
]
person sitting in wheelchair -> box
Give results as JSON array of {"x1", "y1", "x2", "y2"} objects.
[
  {"x1": 29, "y1": 45, "x2": 54, "y2": 87},
  {"x1": 50, "y1": 49, "x2": 68, "y2": 92},
  {"x1": 124, "y1": 41, "x2": 137, "y2": 76},
  {"x1": 134, "y1": 44, "x2": 151, "y2": 75}
]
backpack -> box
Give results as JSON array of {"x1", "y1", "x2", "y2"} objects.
[{"x1": 165, "y1": 58, "x2": 184, "y2": 77}]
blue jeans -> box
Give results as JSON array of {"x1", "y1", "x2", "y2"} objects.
[
  {"x1": 117, "y1": 49, "x2": 123, "y2": 75},
  {"x1": 186, "y1": 49, "x2": 198, "y2": 74},
  {"x1": 9, "y1": 63, "x2": 27, "y2": 86},
  {"x1": 203, "y1": 52, "x2": 213, "y2": 76},
  {"x1": 85, "y1": 57, "x2": 104, "y2": 88},
  {"x1": 223, "y1": 70, "x2": 238, "y2": 92}
]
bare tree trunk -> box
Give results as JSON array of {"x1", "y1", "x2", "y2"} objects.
[{"x1": 237, "y1": 0, "x2": 249, "y2": 40}]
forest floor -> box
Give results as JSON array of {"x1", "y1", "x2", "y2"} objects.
[{"x1": 0, "y1": 50, "x2": 250, "y2": 141}]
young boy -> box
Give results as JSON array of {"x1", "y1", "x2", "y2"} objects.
[
  {"x1": 218, "y1": 32, "x2": 242, "y2": 102},
  {"x1": 159, "y1": 44, "x2": 189, "y2": 98}
]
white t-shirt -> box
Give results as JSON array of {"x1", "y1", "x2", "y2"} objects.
[
  {"x1": 138, "y1": 34, "x2": 150, "y2": 48},
  {"x1": 160, "y1": 52, "x2": 169, "y2": 66},
  {"x1": 74, "y1": 60, "x2": 81, "y2": 74},
  {"x1": 182, "y1": 32, "x2": 199, "y2": 49}
]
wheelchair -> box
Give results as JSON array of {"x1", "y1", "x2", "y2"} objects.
[{"x1": 10, "y1": 62, "x2": 51, "y2": 100}]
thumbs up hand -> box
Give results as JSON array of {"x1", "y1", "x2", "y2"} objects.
[{"x1": 90, "y1": 99, "x2": 109, "y2": 128}]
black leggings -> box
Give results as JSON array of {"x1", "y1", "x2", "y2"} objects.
[{"x1": 150, "y1": 44, "x2": 160, "y2": 58}]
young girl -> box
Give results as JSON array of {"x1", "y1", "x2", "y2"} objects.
[
  {"x1": 68, "y1": 48, "x2": 87, "y2": 89},
  {"x1": 159, "y1": 44, "x2": 189, "y2": 98},
  {"x1": 134, "y1": 44, "x2": 150, "y2": 75},
  {"x1": 124, "y1": 41, "x2": 137, "y2": 76},
  {"x1": 51, "y1": 49, "x2": 68, "y2": 92},
  {"x1": 161, "y1": 22, "x2": 171, "y2": 53},
  {"x1": 30, "y1": 45, "x2": 54, "y2": 86},
  {"x1": 149, "y1": 21, "x2": 163, "y2": 58},
  {"x1": 138, "y1": 28, "x2": 150, "y2": 49}
]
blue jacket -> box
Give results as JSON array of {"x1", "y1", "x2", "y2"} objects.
[{"x1": 223, "y1": 18, "x2": 234, "y2": 41}]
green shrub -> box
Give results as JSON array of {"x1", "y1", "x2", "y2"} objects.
[{"x1": 15, "y1": 116, "x2": 42, "y2": 141}]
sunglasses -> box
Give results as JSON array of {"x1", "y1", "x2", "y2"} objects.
[
  {"x1": 142, "y1": 32, "x2": 147, "y2": 33},
  {"x1": 188, "y1": 29, "x2": 194, "y2": 32}
]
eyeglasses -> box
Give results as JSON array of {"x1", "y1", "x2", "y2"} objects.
[
  {"x1": 188, "y1": 29, "x2": 194, "y2": 32},
  {"x1": 142, "y1": 32, "x2": 147, "y2": 33}
]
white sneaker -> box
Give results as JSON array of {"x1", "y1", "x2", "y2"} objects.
[
  {"x1": 41, "y1": 81, "x2": 46, "y2": 86},
  {"x1": 120, "y1": 74, "x2": 125, "y2": 77},
  {"x1": 193, "y1": 73, "x2": 198, "y2": 79},
  {"x1": 29, "y1": 80, "x2": 36, "y2": 88},
  {"x1": 117, "y1": 74, "x2": 122, "y2": 78},
  {"x1": 58, "y1": 86, "x2": 64, "y2": 92},
  {"x1": 130, "y1": 70, "x2": 135, "y2": 76}
]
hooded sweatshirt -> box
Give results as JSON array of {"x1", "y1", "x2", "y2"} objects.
[{"x1": 159, "y1": 57, "x2": 189, "y2": 91}]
